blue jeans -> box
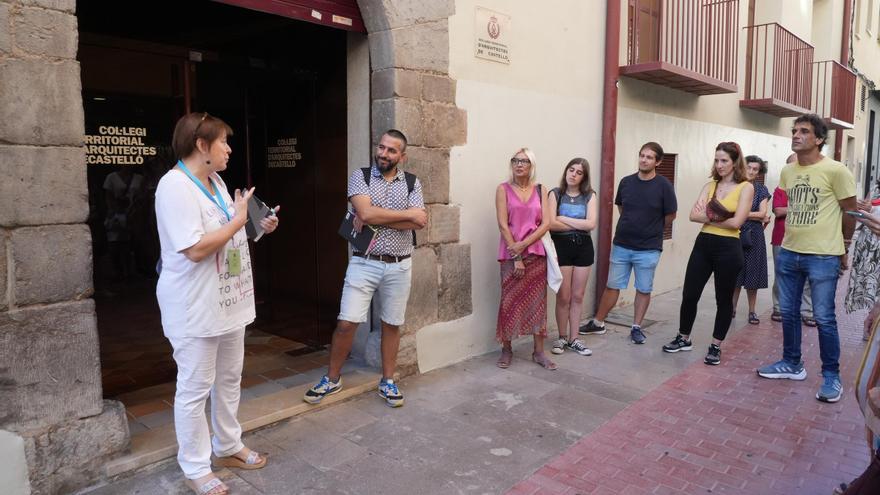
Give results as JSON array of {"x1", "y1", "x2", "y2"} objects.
[
  {"x1": 607, "y1": 245, "x2": 662, "y2": 293},
  {"x1": 775, "y1": 248, "x2": 841, "y2": 375}
]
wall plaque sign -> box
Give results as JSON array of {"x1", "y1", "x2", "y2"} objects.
[{"x1": 475, "y1": 7, "x2": 510, "y2": 64}]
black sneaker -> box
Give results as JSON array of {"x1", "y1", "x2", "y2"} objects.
[
  {"x1": 578, "y1": 320, "x2": 607, "y2": 335},
  {"x1": 704, "y1": 344, "x2": 721, "y2": 365},
  {"x1": 662, "y1": 335, "x2": 693, "y2": 353}
]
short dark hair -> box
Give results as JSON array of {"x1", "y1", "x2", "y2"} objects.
[
  {"x1": 793, "y1": 113, "x2": 828, "y2": 150},
  {"x1": 639, "y1": 142, "x2": 664, "y2": 161},
  {"x1": 745, "y1": 155, "x2": 768, "y2": 175},
  {"x1": 383, "y1": 129, "x2": 408, "y2": 151},
  {"x1": 172, "y1": 112, "x2": 233, "y2": 160}
]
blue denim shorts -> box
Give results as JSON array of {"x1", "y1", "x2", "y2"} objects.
[
  {"x1": 338, "y1": 256, "x2": 413, "y2": 326},
  {"x1": 607, "y1": 244, "x2": 661, "y2": 293}
]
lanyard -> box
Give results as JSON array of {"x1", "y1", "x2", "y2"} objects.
[{"x1": 177, "y1": 160, "x2": 231, "y2": 221}]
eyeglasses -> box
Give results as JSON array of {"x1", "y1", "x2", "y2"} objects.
[
  {"x1": 193, "y1": 112, "x2": 208, "y2": 139},
  {"x1": 510, "y1": 158, "x2": 531, "y2": 166}
]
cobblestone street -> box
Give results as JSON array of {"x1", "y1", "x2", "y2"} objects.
[{"x1": 82, "y1": 276, "x2": 871, "y2": 495}]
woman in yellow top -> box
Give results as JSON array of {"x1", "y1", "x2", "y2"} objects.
[{"x1": 663, "y1": 142, "x2": 755, "y2": 365}]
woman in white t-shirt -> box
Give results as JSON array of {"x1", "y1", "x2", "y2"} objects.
[{"x1": 156, "y1": 112, "x2": 279, "y2": 495}]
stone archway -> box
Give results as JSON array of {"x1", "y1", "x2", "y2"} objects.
[{"x1": 356, "y1": 0, "x2": 472, "y2": 376}]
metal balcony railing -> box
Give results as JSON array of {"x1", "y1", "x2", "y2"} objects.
[
  {"x1": 622, "y1": 0, "x2": 739, "y2": 95},
  {"x1": 741, "y1": 23, "x2": 814, "y2": 117},
  {"x1": 811, "y1": 60, "x2": 856, "y2": 129}
]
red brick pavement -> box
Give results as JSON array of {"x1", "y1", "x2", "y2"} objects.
[{"x1": 508, "y1": 280, "x2": 874, "y2": 495}]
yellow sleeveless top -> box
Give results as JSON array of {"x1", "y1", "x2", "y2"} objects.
[{"x1": 701, "y1": 180, "x2": 749, "y2": 238}]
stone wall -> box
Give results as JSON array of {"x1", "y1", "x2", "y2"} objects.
[
  {"x1": 357, "y1": 0, "x2": 472, "y2": 376},
  {"x1": 0, "y1": 1, "x2": 129, "y2": 493}
]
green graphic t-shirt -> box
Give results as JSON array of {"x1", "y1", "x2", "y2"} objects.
[{"x1": 778, "y1": 156, "x2": 856, "y2": 255}]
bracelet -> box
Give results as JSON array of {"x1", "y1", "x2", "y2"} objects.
[{"x1": 512, "y1": 254, "x2": 522, "y2": 261}]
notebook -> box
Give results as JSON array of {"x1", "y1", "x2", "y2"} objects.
[{"x1": 338, "y1": 211, "x2": 377, "y2": 253}]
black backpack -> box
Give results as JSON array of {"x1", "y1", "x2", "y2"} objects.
[{"x1": 361, "y1": 167, "x2": 418, "y2": 246}]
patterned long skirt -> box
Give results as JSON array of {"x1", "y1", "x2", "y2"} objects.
[
  {"x1": 496, "y1": 255, "x2": 547, "y2": 342},
  {"x1": 846, "y1": 227, "x2": 880, "y2": 313}
]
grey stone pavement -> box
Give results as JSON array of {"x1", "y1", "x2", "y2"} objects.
[{"x1": 80, "y1": 284, "x2": 786, "y2": 495}]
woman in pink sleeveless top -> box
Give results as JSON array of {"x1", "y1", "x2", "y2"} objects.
[{"x1": 494, "y1": 147, "x2": 555, "y2": 370}]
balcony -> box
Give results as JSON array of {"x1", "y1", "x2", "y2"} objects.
[
  {"x1": 811, "y1": 60, "x2": 856, "y2": 129},
  {"x1": 741, "y1": 23, "x2": 813, "y2": 117},
  {"x1": 621, "y1": 0, "x2": 739, "y2": 95}
]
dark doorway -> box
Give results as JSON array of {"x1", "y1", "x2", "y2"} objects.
[{"x1": 78, "y1": 1, "x2": 350, "y2": 417}]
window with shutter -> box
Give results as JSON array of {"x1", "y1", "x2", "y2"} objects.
[{"x1": 655, "y1": 154, "x2": 677, "y2": 240}]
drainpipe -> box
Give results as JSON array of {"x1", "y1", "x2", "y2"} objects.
[
  {"x1": 596, "y1": 0, "x2": 621, "y2": 308},
  {"x1": 835, "y1": 0, "x2": 852, "y2": 162}
]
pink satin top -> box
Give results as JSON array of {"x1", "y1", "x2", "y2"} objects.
[{"x1": 498, "y1": 182, "x2": 546, "y2": 261}]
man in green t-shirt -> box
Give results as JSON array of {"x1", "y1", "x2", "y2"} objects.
[{"x1": 757, "y1": 114, "x2": 857, "y2": 404}]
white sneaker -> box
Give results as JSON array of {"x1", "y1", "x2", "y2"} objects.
[
  {"x1": 551, "y1": 338, "x2": 566, "y2": 354},
  {"x1": 565, "y1": 339, "x2": 593, "y2": 356}
]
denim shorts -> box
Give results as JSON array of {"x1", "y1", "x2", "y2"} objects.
[
  {"x1": 338, "y1": 256, "x2": 413, "y2": 326},
  {"x1": 607, "y1": 244, "x2": 661, "y2": 293}
]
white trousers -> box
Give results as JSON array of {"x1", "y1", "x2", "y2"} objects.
[{"x1": 168, "y1": 327, "x2": 246, "y2": 479}]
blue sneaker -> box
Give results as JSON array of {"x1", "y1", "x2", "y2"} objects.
[
  {"x1": 378, "y1": 379, "x2": 404, "y2": 407},
  {"x1": 303, "y1": 375, "x2": 342, "y2": 404},
  {"x1": 630, "y1": 326, "x2": 646, "y2": 344},
  {"x1": 816, "y1": 374, "x2": 843, "y2": 403},
  {"x1": 756, "y1": 360, "x2": 807, "y2": 380}
]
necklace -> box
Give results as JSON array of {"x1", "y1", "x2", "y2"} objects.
[{"x1": 513, "y1": 182, "x2": 529, "y2": 191}]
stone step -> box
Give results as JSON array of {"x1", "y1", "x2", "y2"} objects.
[{"x1": 103, "y1": 369, "x2": 381, "y2": 478}]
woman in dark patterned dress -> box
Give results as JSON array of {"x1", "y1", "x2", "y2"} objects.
[
  {"x1": 732, "y1": 155, "x2": 771, "y2": 325},
  {"x1": 845, "y1": 183, "x2": 880, "y2": 340}
]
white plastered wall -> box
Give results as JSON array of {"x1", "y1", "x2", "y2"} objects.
[
  {"x1": 612, "y1": 108, "x2": 792, "y2": 306},
  {"x1": 415, "y1": 0, "x2": 606, "y2": 372},
  {"x1": 0, "y1": 430, "x2": 31, "y2": 495}
]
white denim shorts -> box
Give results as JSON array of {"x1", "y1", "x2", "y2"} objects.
[{"x1": 338, "y1": 256, "x2": 413, "y2": 326}]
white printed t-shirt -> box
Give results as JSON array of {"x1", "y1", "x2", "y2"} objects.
[{"x1": 155, "y1": 169, "x2": 255, "y2": 339}]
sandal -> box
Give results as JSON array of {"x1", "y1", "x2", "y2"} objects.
[
  {"x1": 770, "y1": 310, "x2": 782, "y2": 322},
  {"x1": 185, "y1": 477, "x2": 228, "y2": 495},
  {"x1": 802, "y1": 316, "x2": 817, "y2": 327},
  {"x1": 532, "y1": 352, "x2": 557, "y2": 370},
  {"x1": 496, "y1": 348, "x2": 513, "y2": 369},
  {"x1": 214, "y1": 449, "x2": 268, "y2": 470},
  {"x1": 748, "y1": 312, "x2": 759, "y2": 325}
]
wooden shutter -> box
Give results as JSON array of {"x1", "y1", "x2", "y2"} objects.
[{"x1": 655, "y1": 154, "x2": 677, "y2": 240}]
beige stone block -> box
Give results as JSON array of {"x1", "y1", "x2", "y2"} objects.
[
  {"x1": 0, "y1": 146, "x2": 88, "y2": 227},
  {"x1": 423, "y1": 204, "x2": 459, "y2": 245},
  {"x1": 372, "y1": 97, "x2": 423, "y2": 146},
  {"x1": 15, "y1": 0, "x2": 76, "y2": 13},
  {"x1": 12, "y1": 6, "x2": 78, "y2": 59},
  {"x1": 422, "y1": 74, "x2": 456, "y2": 103},
  {"x1": 404, "y1": 246, "x2": 438, "y2": 331},
  {"x1": 423, "y1": 102, "x2": 467, "y2": 147},
  {"x1": 0, "y1": 300, "x2": 102, "y2": 432},
  {"x1": 439, "y1": 243, "x2": 472, "y2": 321},
  {"x1": 395, "y1": 332, "x2": 419, "y2": 378},
  {"x1": 358, "y1": 0, "x2": 455, "y2": 32},
  {"x1": 369, "y1": 20, "x2": 449, "y2": 72},
  {"x1": 403, "y1": 146, "x2": 449, "y2": 204},
  {"x1": 371, "y1": 68, "x2": 421, "y2": 100},
  {"x1": 23, "y1": 400, "x2": 128, "y2": 495},
  {"x1": 0, "y1": 3, "x2": 11, "y2": 54},
  {"x1": 0, "y1": 58, "x2": 84, "y2": 145},
  {"x1": 12, "y1": 225, "x2": 92, "y2": 305}
]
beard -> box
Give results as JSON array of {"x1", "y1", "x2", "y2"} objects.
[{"x1": 375, "y1": 156, "x2": 397, "y2": 173}]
